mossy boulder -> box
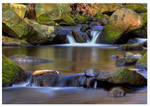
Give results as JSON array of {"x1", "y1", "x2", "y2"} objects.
[
  {"x1": 8, "y1": 3, "x2": 27, "y2": 19},
  {"x1": 35, "y1": 4, "x2": 72, "y2": 25},
  {"x1": 123, "y1": 3, "x2": 147, "y2": 13},
  {"x1": 136, "y1": 53, "x2": 147, "y2": 70},
  {"x1": 131, "y1": 13, "x2": 147, "y2": 38},
  {"x1": 110, "y1": 67, "x2": 147, "y2": 86},
  {"x1": 117, "y1": 43, "x2": 143, "y2": 51},
  {"x1": 2, "y1": 55, "x2": 26, "y2": 87},
  {"x1": 102, "y1": 8, "x2": 144, "y2": 44},
  {"x1": 24, "y1": 18, "x2": 56, "y2": 44},
  {"x1": 2, "y1": 5, "x2": 34, "y2": 38}
]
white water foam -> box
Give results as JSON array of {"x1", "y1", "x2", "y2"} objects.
[{"x1": 136, "y1": 38, "x2": 147, "y2": 43}]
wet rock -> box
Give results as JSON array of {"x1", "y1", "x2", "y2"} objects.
[
  {"x1": 136, "y1": 52, "x2": 147, "y2": 70},
  {"x1": 115, "y1": 57, "x2": 138, "y2": 66},
  {"x1": 30, "y1": 70, "x2": 62, "y2": 87},
  {"x1": 125, "y1": 52, "x2": 142, "y2": 59},
  {"x1": 72, "y1": 30, "x2": 87, "y2": 43},
  {"x1": 57, "y1": 74, "x2": 95, "y2": 88},
  {"x1": 114, "y1": 52, "x2": 141, "y2": 66},
  {"x1": 95, "y1": 67, "x2": 147, "y2": 86},
  {"x1": 2, "y1": 55, "x2": 26, "y2": 87},
  {"x1": 9, "y1": 55, "x2": 53, "y2": 65},
  {"x1": 109, "y1": 67, "x2": 147, "y2": 86},
  {"x1": 102, "y1": 8, "x2": 144, "y2": 44},
  {"x1": 117, "y1": 43, "x2": 144, "y2": 51},
  {"x1": 108, "y1": 87, "x2": 126, "y2": 97},
  {"x1": 84, "y1": 68, "x2": 100, "y2": 77},
  {"x1": 80, "y1": 24, "x2": 90, "y2": 32}
]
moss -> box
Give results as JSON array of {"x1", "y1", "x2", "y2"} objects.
[
  {"x1": 74, "y1": 14, "x2": 92, "y2": 23},
  {"x1": 112, "y1": 67, "x2": 146, "y2": 86},
  {"x1": 2, "y1": 55, "x2": 24, "y2": 86},
  {"x1": 112, "y1": 67, "x2": 134, "y2": 83},
  {"x1": 125, "y1": 57, "x2": 138, "y2": 63},
  {"x1": 103, "y1": 24, "x2": 122, "y2": 43},
  {"x1": 136, "y1": 52, "x2": 147, "y2": 69},
  {"x1": 141, "y1": 13, "x2": 147, "y2": 25},
  {"x1": 123, "y1": 4, "x2": 147, "y2": 13},
  {"x1": 61, "y1": 13, "x2": 76, "y2": 25}
]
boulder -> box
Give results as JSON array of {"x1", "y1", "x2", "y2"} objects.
[
  {"x1": 24, "y1": 18, "x2": 56, "y2": 44},
  {"x1": 102, "y1": 8, "x2": 143, "y2": 44},
  {"x1": 2, "y1": 55, "x2": 26, "y2": 87},
  {"x1": 35, "y1": 4, "x2": 72, "y2": 25},
  {"x1": 136, "y1": 53, "x2": 147, "y2": 70},
  {"x1": 109, "y1": 67, "x2": 147, "y2": 86},
  {"x1": 95, "y1": 67, "x2": 147, "y2": 86},
  {"x1": 8, "y1": 3, "x2": 27, "y2": 19},
  {"x1": 2, "y1": 5, "x2": 34, "y2": 38},
  {"x1": 30, "y1": 70, "x2": 62, "y2": 86}
]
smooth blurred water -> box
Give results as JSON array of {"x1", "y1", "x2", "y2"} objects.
[{"x1": 2, "y1": 46, "x2": 147, "y2": 104}]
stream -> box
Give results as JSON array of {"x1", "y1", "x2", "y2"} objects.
[{"x1": 2, "y1": 46, "x2": 147, "y2": 104}]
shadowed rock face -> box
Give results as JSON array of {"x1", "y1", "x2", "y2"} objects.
[
  {"x1": 56, "y1": 74, "x2": 95, "y2": 88},
  {"x1": 9, "y1": 55, "x2": 53, "y2": 65}
]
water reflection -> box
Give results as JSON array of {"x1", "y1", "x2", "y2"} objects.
[{"x1": 3, "y1": 46, "x2": 124, "y2": 74}]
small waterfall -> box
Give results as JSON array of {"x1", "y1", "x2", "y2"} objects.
[
  {"x1": 90, "y1": 31, "x2": 101, "y2": 44},
  {"x1": 67, "y1": 34, "x2": 76, "y2": 44},
  {"x1": 136, "y1": 38, "x2": 147, "y2": 43},
  {"x1": 93, "y1": 81, "x2": 97, "y2": 89},
  {"x1": 12, "y1": 74, "x2": 32, "y2": 87}
]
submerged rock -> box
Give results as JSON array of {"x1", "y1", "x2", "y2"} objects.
[
  {"x1": 9, "y1": 55, "x2": 53, "y2": 65},
  {"x1": 108, "y1": 87, "x2": 126, "y2": 97},
  {"x1": 102, "y1": 8, "x2": 144, "y2": 44},
  {"x1": 2, "y1": 55, "x2": 26, "y2": 87},
  {"x1": 30, "y1": 70, "x2": 62, "y2": 87}
]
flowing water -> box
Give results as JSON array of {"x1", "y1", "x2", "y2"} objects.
[{"x1": 2, "y1": 45, "x2": 147, "y2": 104}]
